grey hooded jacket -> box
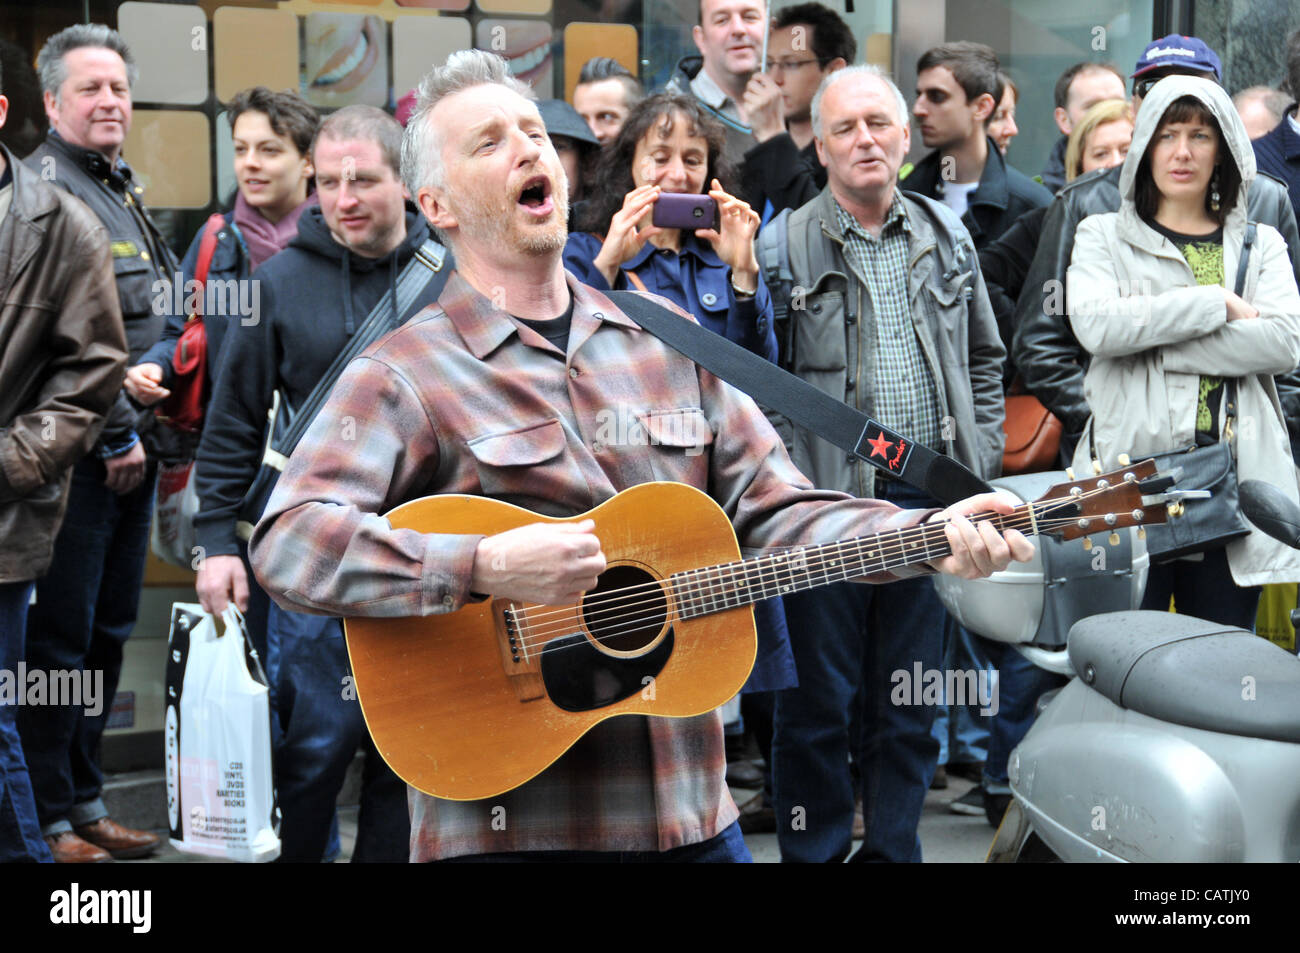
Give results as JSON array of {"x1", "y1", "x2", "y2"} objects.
[{"x1": 1067, "y1": 76, "x2": 1300, "y2": 586}]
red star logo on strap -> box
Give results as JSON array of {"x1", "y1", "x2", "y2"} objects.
[{"x1": 867, "y1": 433, "x2": 894, "y2": 459}]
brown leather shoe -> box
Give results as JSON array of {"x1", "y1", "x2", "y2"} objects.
[
  {"x1": 45, "y1": 831, "x2": 112, "y2": 863},
  {"x1": 73, "y1": 817, "x2": 161, "y2": 860}
]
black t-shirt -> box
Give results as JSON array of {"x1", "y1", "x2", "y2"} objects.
[{"x1": 513, "y1": 295, "x2": 575, "y2": 357}]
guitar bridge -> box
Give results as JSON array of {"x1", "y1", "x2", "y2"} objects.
[{"x1": 494, "y1": 600, "x2": 546, "y2": 702}]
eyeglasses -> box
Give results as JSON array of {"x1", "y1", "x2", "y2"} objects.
[
  {"x1": 765, "y1": 58, "x2": 821, "y2": 74},
  {"x1": 1133, "y1": 77, "x2": 1161, "y2": 100}
]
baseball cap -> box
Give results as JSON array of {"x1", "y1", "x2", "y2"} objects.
[
  {"x1": 537, "y1": 99, "x2": 599, "y2": 149},
  {"x1": 1131, "y1": 34, "x2": 1222, "y2": 81}
]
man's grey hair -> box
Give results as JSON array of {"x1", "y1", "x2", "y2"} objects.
[
  {"x1": 811, "y1": 64, "x2": 909, "y2": 139},
  {"x1": 401, "y1": 49, "x2": 534, "y2": 199},
  {"x1": 1233, "y1": 85, "x2": 1291, "y2": 125},
  {"x1": 36, "y1": 24, "x2": 138, "y2": 99}
]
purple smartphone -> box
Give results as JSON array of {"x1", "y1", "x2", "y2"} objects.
[{"x1": 652, "y1": 193, "x2": 720, "y2": 231}]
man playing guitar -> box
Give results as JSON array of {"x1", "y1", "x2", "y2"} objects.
[{"x1": 249, "y1": 50, "x2": 1033, "y2": 863}]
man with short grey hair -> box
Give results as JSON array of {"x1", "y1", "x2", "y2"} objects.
[
  {"x1": 21, "y1": 23, "x2": 177, "y2": 863},
  {"x1": 760, "y1": 64, "x2": 1005, "y2": 863},
  {"x1": 249, "y1": 50, "x2": 1032, "y2": 863},
  {"x1": 1236, "y1": 85, "x2": 1290, "y2": 141}
]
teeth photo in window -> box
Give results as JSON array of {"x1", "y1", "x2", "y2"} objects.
[
  {"x1": 476, "y1": 19, "x2": 554, "y2": 98},
  {"x1": 304, "y1": 13, "x2": 389, "y2": 108}
]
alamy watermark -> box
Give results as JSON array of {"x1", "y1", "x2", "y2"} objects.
[
  {"x1": 0, "y1": 665, "x2": 103, "y2": 716},
  {"x1": 151, "y1": 274, "x2": 261, "y2": 326},
  {"x1": 591, "y1": 405, "x2": 709, "y2": 456},
  {"x1": 890, "y1": 663, "x2": 999, "y2": 716}
]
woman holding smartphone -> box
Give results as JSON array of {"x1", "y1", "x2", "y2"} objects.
[
  {"x1": 564, "y1": 93, "x2": 778, "y2": 363},
  {"x1": 564, "y1": 94, "x2": 791, "y2": 799}
]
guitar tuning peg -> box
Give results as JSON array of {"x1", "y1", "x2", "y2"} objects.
[
  {"x1": 1066, "y1": 467, "x2": 1075, "y2": 480},
  {"x1": 1109, "y1": 532, "x2": 1120, "y2": 546},
  {"x1": 1091, "y1": 459, "x2": 1103, "y2": 475},
  {"x1": 1137, "y1": 527, "x2": 1146, "y2": 541},
  {"x1": 1082, "y1": 536, "x2": 1093, "y2": 549},
  {"x1": 1117, "y1": 453, "x2": 1131, "y2": 466}
]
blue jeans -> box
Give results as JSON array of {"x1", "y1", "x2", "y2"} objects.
[
  {"x1": 19, "y1": 457, "x2": 155, "y2": 834},
  {"x1": 437, "y1": 820, "x2": 752, "y2": 862},
  {"x1": 772, "y1": 480, "x2": 947, "y2": 863},
  {"x1": 931, "y1": 619, "x2": 991, "y2": 766},
  {"x1": 976, "y1": 638, "x2": 1067, "y2": 791},
  {"x1": 269, "y1": 604, "x2": 408, "y2": 862},
  {"x1": 0, "y1": 581, "x2": 52, "y2": 862}
]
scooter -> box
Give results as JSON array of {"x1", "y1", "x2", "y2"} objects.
[{"x1": 982, "y1": 479, "x2": 1300, "y2": 862}]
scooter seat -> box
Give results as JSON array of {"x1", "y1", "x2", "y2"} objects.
[{"x1": 1069, "y1": 610, "x2": 1300, "y2": 743}]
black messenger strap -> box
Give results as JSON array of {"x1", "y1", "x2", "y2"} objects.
[
  {"x1": 269, "y1": 239, "x2": 448, "y2": 464},
  {"x1": 608, "y1": 290, "x2": 992, "y2": 506}
]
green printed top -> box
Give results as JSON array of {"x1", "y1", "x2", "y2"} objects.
[{"x1": 1150, "y1": 220, "x2": 1226, "y2": 444}]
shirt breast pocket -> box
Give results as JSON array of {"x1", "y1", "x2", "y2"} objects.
[
  {"x1": 793, "y1": 290, "x2": 848, "y2": 373},
  {"x1": 926, "y1": 270, "x2": 974, "y2": 336},
  {"x1": 113, "y1": 252, "x2": 157, "y2": 318},
  {"x1": 467, "y1": 418, "x2": 588, "y2": 512},
  {"x1": 636, "y1": 407, "x2": 714, "y2": 485}
]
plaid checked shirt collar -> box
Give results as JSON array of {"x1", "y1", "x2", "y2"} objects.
[
  {"x1": 832, "y1": 190, "x2": 911, "y2": 249},
  {"x1": 441, "y1": 270, "x2": 640, "y2": 360}
]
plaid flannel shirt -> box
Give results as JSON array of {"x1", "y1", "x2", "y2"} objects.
[{"x1": 250, "y1": 270, "x2": 934, "y2": 860}]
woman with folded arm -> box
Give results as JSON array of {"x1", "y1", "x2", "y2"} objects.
[{"x1": 1066, "y1": 75, "x2": 1300, "y2": 626}]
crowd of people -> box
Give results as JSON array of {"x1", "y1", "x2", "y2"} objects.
[{"x1": 3, "y1": 0, "x2": 1300, "y2": 864}]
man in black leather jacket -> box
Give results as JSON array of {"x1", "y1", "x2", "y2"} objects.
[
  {"x1": 19, "y1": 24, "x2": 177, "y2": 864},
  {"x1": 1013, "y1": 36, "x2": 1300, "y2": 459}
]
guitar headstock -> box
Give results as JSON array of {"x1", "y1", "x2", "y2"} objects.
[{"x1": 1030, "y1": 458, "x2": 1169, "y2": 542}]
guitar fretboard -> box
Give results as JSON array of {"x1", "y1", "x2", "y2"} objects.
[{"x1": 670, "y1": 511, "x2": 1017, "y2": 619}]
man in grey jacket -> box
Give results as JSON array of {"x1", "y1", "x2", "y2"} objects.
[{"x1": 764, "y1": 65, "x2": 1004, "y2": 862}]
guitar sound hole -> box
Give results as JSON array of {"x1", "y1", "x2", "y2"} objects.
[{"x1": 580, "y1": 565, "x2": 667, "y2": 653}]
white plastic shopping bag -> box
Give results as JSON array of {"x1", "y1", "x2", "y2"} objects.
[{"x1": 164, "y1": 603, "x2": 280, "y2": 862}]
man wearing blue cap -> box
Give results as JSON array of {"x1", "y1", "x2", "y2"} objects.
[{"x1": 1013, "y1": 34, "x2": 1300, "y2": 464}]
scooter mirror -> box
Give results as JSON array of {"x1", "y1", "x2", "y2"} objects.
[{"x1": 1240, "y1": 480, "x2": 1300, "y2": 550}]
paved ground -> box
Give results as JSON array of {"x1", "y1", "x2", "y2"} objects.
[{"x1": 136, "y1": 774, "x2": 997, "y2": 863}]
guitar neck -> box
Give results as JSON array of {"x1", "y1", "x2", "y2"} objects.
[{"x1": 670, "y1": 508, "x2": 1026, "y2": 619}]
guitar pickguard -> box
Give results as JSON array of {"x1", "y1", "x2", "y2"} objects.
[{"x1": 540, "y1": 629, "x2": 675, "y2": 712}]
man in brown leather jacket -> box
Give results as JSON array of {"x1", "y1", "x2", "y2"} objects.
[
  {"x1": 18, "y1": 24, "x2": 175, "y2": 864},
  {"x1": 0, "y1": 64, "x2": 125, "y2": 863}
]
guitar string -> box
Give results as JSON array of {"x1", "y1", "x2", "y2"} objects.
[
  {"x1": 507, "y1": 513, "x2": 1099, "y2": 655},
  {"x1": 508, "y1": 509, "x2": 1083, "y2": 650},
  {"x1": 509, "y1": 495, "x2": 1122, "y2": 652},
  {"x1": 506, "y1": 485, "x2": 1124, "y2": 642},
  {"x1": 507, "y1": 488, "x2": 1128, "y2": 649}
]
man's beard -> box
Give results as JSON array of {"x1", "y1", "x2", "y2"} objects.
[{"x1": 455, "y1": 171, "x2": 570, "y2": 257}]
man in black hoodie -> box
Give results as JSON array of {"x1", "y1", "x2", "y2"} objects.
[{"x1": 195, "y1": 105, "x2": 448, "y2": 862}]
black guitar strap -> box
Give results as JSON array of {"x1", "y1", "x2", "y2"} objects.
[{"x1": 608, "y1": 290, "x2": 992, "y2": 506}]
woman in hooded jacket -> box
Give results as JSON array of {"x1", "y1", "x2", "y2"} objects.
[{"x1": 1067, "y1": 75, "x2": 1300, "y2": 627}]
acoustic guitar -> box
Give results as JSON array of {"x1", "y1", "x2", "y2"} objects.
[{"x1": 344, "y1": 461, "x2": 1169, "y2": 800}]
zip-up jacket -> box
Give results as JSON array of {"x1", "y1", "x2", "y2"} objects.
[
  {"x1": 0, "y1": 146, "x2": 127, "y2": 581},
  {"x1": 26, "y1": 131, "x2": 179, "y2": 460},
  {"x1": 771, "y1": 186, "x2": 1005, "y2": 499}
]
